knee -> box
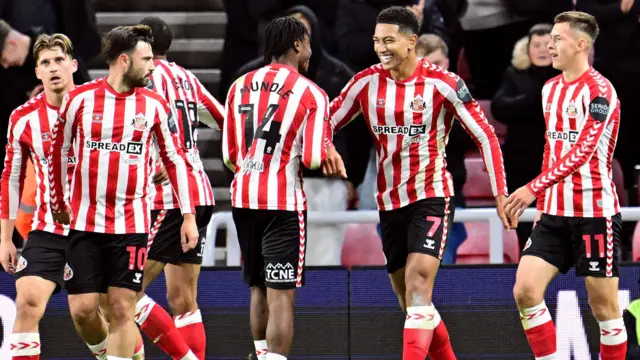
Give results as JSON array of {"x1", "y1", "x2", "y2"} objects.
[
  {"x1": 404, "y1": 267, "x2": 430, "y2": 295},
  {"x1": 108, "y1": 297, "x2": 136, "y2": 324},
  {"x1": 513, "y1": 280, "x2": 544, "y2": 308},
  {"x1": 15, "y1": 291, "x2": 46, "y2": 323},
  {"x1": 70, "y1": 300, "x2": 99, "y2": 326},
  {"x1": 167, "y1": 288, "x2": 192, "y2": 315},
  {"x1": 588, "y1": 294, "x2": 620, "y2": 320}
]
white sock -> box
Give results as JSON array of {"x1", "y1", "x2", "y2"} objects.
[
  {"x1": 87, "y1": 337, "x2": 108, "y2": 360},
  {"x1": 179, "y1": 351, "x2": 199, "y2": 360},
  {"x1": 266, "y1": 353, "x2": 287, "y2": 360},
  {"x1": 254, "y1": 340, "x2": 268, "y2": 360},
  {"x1": 599, "y1": 318, "x2": 627, "y2": 345},
  {"x1": 10, "y1": 333, "x2": 41, "y2": 357},
  {"x1": 405, "y1": 305, "x2": 436, "y2": 331}
]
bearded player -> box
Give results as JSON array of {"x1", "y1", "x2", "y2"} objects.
[{"x1": 505, "y1": 11, "x2": 627, "y2": 360}]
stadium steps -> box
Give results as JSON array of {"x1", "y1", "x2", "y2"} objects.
[{"x1": 92, "y1": 4, "x2": 231, "y2": 261}]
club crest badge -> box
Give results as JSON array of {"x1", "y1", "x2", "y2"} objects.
[
  {"x1": 15, "y1": 256, "x2": 27, "y2": 272},
  {"x1": 131, "y1": 114, "x2": 148, "y2": 131},
  {"x1": 409, "y1": 95, "x2": 426, "y2": 113},
  {"x1": 64, "y1": 263, "x2": 74, "y2": 281},
  {"x1": 565, "y1": 102, "x2": 578, "y2": 118}
]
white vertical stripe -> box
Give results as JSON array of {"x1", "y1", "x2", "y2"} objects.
[
  {"x1": 433, "y1": 107, "x2": 448, "y2": 198},
  {"x1": 578, "y1": 86, "x2": 594, "y2": 216},
  {"x1": 366, "y1": 77, "x2": 381, "y2": 207},
  {"x1": 416, "y1": 83, "x2": 433, "y2": 198},
  {"x1": 396, "y1": 81, "x2": 414, "y2": 207},
  {"x1": 560, "y1": 84, "x2": 578, "y2": 217},
  {"x1": 230, "y1": 76, "x2": 246, "y2": 207},
  {"x1": 76, "y1": 91, "x2": 96, "y2": 231},
  {"x1": 94, "y1": 93, "x2": 115, "y2": 233},
  {"x1": 381, "y1": 79, "x2": 396, "y2": 210},
  {"x1": 113, "y1": 94, "x2": 135, "y2": 233}
]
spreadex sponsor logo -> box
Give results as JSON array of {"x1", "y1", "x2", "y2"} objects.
[
  {"x1": 547, "y1": 130, "x2": 578, "y2": 143},
  {"x1": 85, "y1": 141, "x2": 143, "y2": 155},
  {"x1": 372, "y1": 124, "x2": 426, "y2": 136}
]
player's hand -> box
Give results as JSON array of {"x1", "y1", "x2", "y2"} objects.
[
  {"x1": 495, "y1": 195, "x2": 513, "y2": 230},
  {"x1": 52, "y1": 206, "x2": 71, "y2": 225},
  {"x1": 0, "y1": 240, "x2": 17, "y2": 274},
  {"x1": 533, "y1": 209, "x2": 543, "y2": 227},
  {"x1": 180, "y1": 214, "x2": 199, "y2": 253},
  {"x1": 29, "y1": 84, "x2": 44, "y2": 99},
  {"x1": 322, "y1": 145, "x2": 347, "y2": 179},
  {"x1": 504, "y1": 186, "x2": 537, "y2": 219},
  {"x1": 622, "y1": 0, "x2": 634, "y2": 14},
  {"x1": 152, "y1": 167, "x2": 169, "y2": 185}
]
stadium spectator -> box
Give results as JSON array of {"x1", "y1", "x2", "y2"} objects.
[
  {"x1": 491, "y1": 23, "x2": 559, "y2": 250},
  {"x1": 460, "y1": 0, "x2": 536, "y2": 98},
  {"x1": 335, "y1": 0, "x2": 447, "y2": 71},
  {"x1": 416, "y1": 33, "x2": 473, "y2": 265},
  {"x1": 233, "y1": 5, "x2": 370, "y2": 265}
]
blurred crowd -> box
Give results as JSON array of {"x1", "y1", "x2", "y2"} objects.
[{"x1": 3, "y1": 0, "x2": 640, "y2": 265}]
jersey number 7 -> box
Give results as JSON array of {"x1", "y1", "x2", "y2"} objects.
[{"x1": 238, "y1": 104, "x2": 282, "y2": 155}]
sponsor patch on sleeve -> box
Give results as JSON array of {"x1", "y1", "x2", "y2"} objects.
[
  {"x1": 589, "y1": 96, "x2": 610, "y2": 122},
  {"x1": 456, "y1": 78, "x2": 473, "y2": 103}
]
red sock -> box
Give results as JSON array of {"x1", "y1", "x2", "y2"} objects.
[
  {"x1": 520, "y1": 302, "x2": 557, "y2": 358},
  {"x1": 135, "y1": 295, "x2": 193, "y2": 360},
  {"x1": 175, "y1": 310, "x2": 206, "y2": 360},
  {"x1": 11, "y1": 333, "x2": 40, "y2": 360},
  {"x1": 403, "y1": 305, "x2": 435, "y2": 360},
  {"x1": 428, "y1": 310, "x2": 456, "y2": 360},
  {"x1": 600, "y1": 318, "x2": 627, "y2": 360}
]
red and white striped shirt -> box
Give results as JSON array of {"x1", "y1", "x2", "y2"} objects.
[
  {"x1": 528, "y1": 68, "x2": 620, "y2": 218},
  {"x1": 48, "y1": 78, "x2": 196, "y2": 234},
  {"x1": 330, "y1": 59, "x2": 507, "y2": 211},
  {"x1": 148, "y1": 59, "x2": 224, "y2": 210},
  {"x1": 0, "y1": 93, "x2": 75, "y2": 235},
  {"x1": 223, "y1": 64, "x2": 331, "y2": 211}
]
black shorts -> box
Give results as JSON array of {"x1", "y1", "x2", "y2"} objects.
[
  {"x1": 147, "y1": 206, "x2": 214, "y2": 265},
  {"x1": 232, "y1": 207, "x2": 307, "y2": 290},
  {"x1": 65, "y1": 230, "x2": 148, "y2": 294},
  {"x1": 379, "y1": 197, "x2": 455, "y2": 273},
  {"x1": 15, "y1": 230, "x2": 67, "y2": 294},
  {"x1": 522, "y1": 213, "x2": 622, "y2": 277}
]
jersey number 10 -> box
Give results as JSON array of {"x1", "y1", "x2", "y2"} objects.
[{"x1": 238, "y1": 104, "x2": 283, "y2": 155}]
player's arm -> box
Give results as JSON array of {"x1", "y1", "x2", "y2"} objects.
[
  {"x1": 537, "y1": 140, "x2": 551, "y2": 211},
  {"x1": 0, "y1": 112, "x2": 29, "y2": 247},
  {"x1": 526, "y1": 81, "x2": 617, "y2": 197},
  {"x1": 195, "y1": 78, "x2": 224, "y2": 130},
  {"x1": 329, "y1": 72, "x2": 368, "y2": 132},
  {"x1": 301, "y1": 87, "x2": 333, "y2": 170},
  {"x1": 153, "y1": 102, "x2": 196, "y2": 215},
  {"x1": 441, "y1": 76, "x2": 508, "y2": 198},
  {"x1": 222, "y1": 80, "x2": 239, "y2": 173},
  {"x1": 49, "y1": 93, "x2": 78, "y2": 217}
]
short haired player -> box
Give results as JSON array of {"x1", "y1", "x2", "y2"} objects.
[
  {"x1": 505, "y1": 11, "x2": 627, "y2": 360},
  {"x1": 328, "y1": 6, "x2": 512, "y2": 360}
]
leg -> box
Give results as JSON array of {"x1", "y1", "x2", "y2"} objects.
[
  {"x1": 106, "y1": 287, "x2": 138, "y2": 357},
  {"x1": 166, "y1": 263, "x2": 205, "y2": 359},
  {"x1": 578, "y1": 215, "x2": 626, "y2": 359},
  {"x1": 69, "y1": 293, "x2": 108, "y2": 358},
  {"x1": 265, "y1": 288, "x2": 295, "y2": 357},
  {"x1": 513, "y1": 214, "x2": 569, "y2": 359},
  {"x1": 100, "y1": 295, "x2": 145, "y2": 360},
  {"x1": 10, "y1": 277, "x2": 55, "y2": 360},
  {"x1": 250, "y1": 286, "x2": 269, "y2": 360},
  {"x1": 136, "y1": 209, "x2": 197, "y2": 360}
]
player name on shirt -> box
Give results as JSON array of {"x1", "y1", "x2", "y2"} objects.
[{"x1": 239, "y1": 80, "x2": 294, "y2": 100}]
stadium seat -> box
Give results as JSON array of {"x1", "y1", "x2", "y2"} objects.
[
  {"x1": 455, "y1": 222, "x2": 520, "y2": 264},
  {"x1": 476, "y1": 99, "x2": 506, "y2": 143},
  {"x1": 611, "y1": 158, "x2": 627, "y2": 206},
  {"x1": 463, "y1": 156, "x2": 496, "y2": 207},
  {"x1": 633, "y1": 223, "x2": 640, "y2": 262},
  {"x1": 341, "y1": 224, "x2": 386, "y2": 269}
]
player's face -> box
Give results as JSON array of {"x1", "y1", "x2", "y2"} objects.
[
  {"x1": 548, "y1": 23, "x2": 586, "y2": 71},
  {"x1": 34, "y1": 47, "x2": 78, "y2": 93},
  {"x1": 373, "y1": 23, "x2": 417, "y2": 71},
  {"x1": 1, "y1": 38, "x2": 29, "y2": 68},
  {"x1": 529, "y1": 34, "x2": 552, "y2": 67},
  {"x1": 296, "y1": 34, "x2": 312, "y2": 74},
  {"x1": 123, "y1": 41, "x2": 155, "y2": 88}
]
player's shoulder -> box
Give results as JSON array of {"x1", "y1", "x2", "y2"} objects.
[
  {"x1": 69, "y1": 78, "x2": 102, "y2": 97},
  {"x1": 544, "y1": 74, "x2": 563, "y2": 89},
  {"x1": 10, "y1": 93, "x2": 45, "y2": 121},
  {"x1": 583, "y1": 68, "x2": 615, "y2": 93},
  {"x1": 419, "y1": 59, "x2": 461, "y2": 84}
]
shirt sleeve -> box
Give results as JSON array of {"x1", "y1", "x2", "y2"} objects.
[
  {"x1": 48, "y1": 93, "x2": 78, "y2": 213},
  {"x1": 0, "y1": 112, "x2": 29, "y2": 220},
  {"x1": 440, "y1": 75, "x2": 508, "y2": 197},
  {"x1": 330, "y1": 73, "x2": 368, "y2": 132},
  {"x1": 152, "y1": 101, "x2": 196, "y2": 214},
  {"x1": 527, "y1": 76, "x2": 618, "y2": 197},
  {"x1": 222, "y1": 81, "x2": 239, "y2": 173},
  {"x1": 195, "y1": 78, "x2": 225, "y2": 130},
  {"x1": 301, "y1": 87, "x2": 330, "y2": 170}
]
